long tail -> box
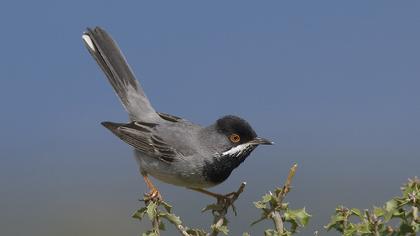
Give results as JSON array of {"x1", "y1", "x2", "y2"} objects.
[{"x1": 82, "y1": 27, "x2": 160, "y2": 122}]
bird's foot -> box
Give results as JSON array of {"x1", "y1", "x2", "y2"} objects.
[
  {"x1": 142, "y1": 175, "x2": 162, "y2": 202},
  {"x1": 190, "y1": 183, "x2": 246, "y2": 215},
  {"x1": 144, "y1": 188, "x2": 162, "y2": 202},
  {"x1": 189, "y1": 188, "x2": 236, "y2": 202},
  {"x1": 214, "y1": 192, "x2": 236, "y2": 204}
]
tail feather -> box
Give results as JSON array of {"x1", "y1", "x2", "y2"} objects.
[{"x1": 82, "y1": 27, "x2": 160, "y2": 122}]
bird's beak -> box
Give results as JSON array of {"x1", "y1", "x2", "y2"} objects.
[{"x1": 250, "y1": 137, "x2": 274, "y2": 145}]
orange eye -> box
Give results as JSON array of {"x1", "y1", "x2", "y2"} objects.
[{"x1": 229, "y1": 134, "x2": 241, "y2": 143}]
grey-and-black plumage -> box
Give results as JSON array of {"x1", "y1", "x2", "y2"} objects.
[{"x1": 82, "y1": 27, "x2": 272, "y2": 191}]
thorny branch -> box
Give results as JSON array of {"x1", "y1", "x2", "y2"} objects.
[
  {"x1": 134, "y1": 182, "x2": 247, "y2": 236},
  {"x1": 208, "y1": 182, "x2": 246, "y2": 236},
  {"x1": 136, "y1": 164, "x2": 312, "y2": 235},
  {"x1": 270, "y1": 163, "x2": 298, "y2": 233},
  {"x1": 175, "y1": 224, "x2": 191, "y2": 236},
  {"x1": 134, "y1": 167, "x2": 419, "y2": 235}
]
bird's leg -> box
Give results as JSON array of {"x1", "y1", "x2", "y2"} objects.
[
  {"x1": 189, "y1": 187, "x2": 236, "y2": 202},
  {"x1": 142, "y1": 175, "x2": 162, "y2": 201},
  {"x1": 189, "y1": 183, "x2": 247, "y2": 216}
]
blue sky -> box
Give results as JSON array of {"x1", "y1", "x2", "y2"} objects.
[{"x1": 1, "y1": 1, "x2": 419, "y2": 235}]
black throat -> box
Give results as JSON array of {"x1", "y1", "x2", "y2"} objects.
[{"x1": 202, "y1": 146, "x2": 256, "y2": 184}]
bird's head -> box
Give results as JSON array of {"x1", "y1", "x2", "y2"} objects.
[
  {"x1": 201, "y1": 115, "x2": 273, "y2": 185},
  {"x1": 215, "y1": 115, "x2": 273, "y2": 159}
]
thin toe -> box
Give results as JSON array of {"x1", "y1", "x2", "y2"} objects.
[{"x1": 144, "y1": 189, "x2": 162, "y2": 202}]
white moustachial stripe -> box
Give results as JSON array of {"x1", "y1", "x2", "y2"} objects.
[{"x1": 221, "y1": 143, "x2": 253, "y2": 157}]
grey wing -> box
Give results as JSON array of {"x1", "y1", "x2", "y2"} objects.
[
  {"x1": 157, "y1": 112, "x2": 185, "y2": 122},
  {"x1": 101, "y1": 121, "x2": 182, "y2": 163}
]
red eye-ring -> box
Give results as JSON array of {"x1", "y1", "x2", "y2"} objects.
[{"x1": 229, "y1": 134, "x2": 241, "y2": 143}]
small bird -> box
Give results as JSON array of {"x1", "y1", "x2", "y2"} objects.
[{"x1": 82, "y1": 27, "x2": 273, "y2": 200}]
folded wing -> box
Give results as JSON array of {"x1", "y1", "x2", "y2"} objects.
[{"x1": 101, "y1": 121, "x2": 181, "y2": 163}]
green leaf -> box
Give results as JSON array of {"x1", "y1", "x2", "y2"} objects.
[
  {"x1": 159, "y1": 221, "x2": 166, "y2": 230},
  {"x1": 160, "y1": 200, "x2": 172, "y2": 213},
  {"x1": 218, "y1": 225, "x2": 229, "y2": 235},
  {"x1": 284, "y1": 210, "x2": 299, "y2": 232},
  {"x1": 211, "y1": 224, "x2": 229, "y2": 235},
  {"x1": 274, "y1": 187, "x2": 283, "y2": 197},
  {"x1": 254, "y1": 201, "x2": 267, "y2": 209},
  {"x1": 280, "y1": 203, "x2": 289, "y2": 209},
  {"x1": 142, "y1": 230, "x2": 158, "y2": 236},
  {"x1": 412, "y1": 221, "x2": 420, "y2": 233},
  {"x1": 146, "y1": 202, "x2": 158, "y2": 220},
  {"x1": 384, "y1": 211, "x2": 393, "y2": 222},
  {"x1": 132, "y1": 207, "x2": 147, "y2": 220},
  {"x1": 385, "y1": 199, "x2": 398, "y2": 212},
  {"x1": 264, "y1": 229, "x2": 281, "y2": 236},
  {"x1": 324, "y1": 222, "x2": 335, "y2": 231},
  {"x1": 384, "y1": 199, "x2": 399, "y2": 221},
  {"x1": 294, "y1": 208, "x2": 311, "y2": 226},
  {"x1": 242, "y1": 232, "x2": 251, "y2": 236},
  {"x1": 373, "y1": 206, "x2": 385, "y2": 217},
  {"x1": 159, "y1": 212, "x2": 182, "y2": 225},
  {"x1": 399, "y1": 222, "x2": 415, "y2": 234},
  {"x1": 262, "y1": 193, "x2": 274, "y2": 203},
  {"x1": 356, "y1": 222, "x2": 371, "y2": 234},
  {"x1": 325, "y1": 178, "x2": 420, "y2": 235},
  {"x1": 351, "y1": 208, "x2": 362, "y2": 218},
  {"x1": 284, "y1": 208, "x2": 311, "y2": 227},
  {"x1": 325, "y1": 214, "x2": 346, "y2": 231},
  {"x1": 343, "y1": 223, "x2": 357, "y2": 236},
  {"x1": 186, "y1": 228, "x2": 207, "y2": 236}
]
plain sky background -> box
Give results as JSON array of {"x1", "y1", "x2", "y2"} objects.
[{"x1": 1, "y1": 1, "x2": 419, "y2": 235}]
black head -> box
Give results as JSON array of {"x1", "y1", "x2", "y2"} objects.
[
  {"x1": 216, "y1": 115, "x2": 257, "y2": 144},
  {"x1": 215, "y1": 115, "x2": 272, "y2": 147},
  {"x1": 202, "y1": 115, "x2": 273, "y2": 185}
]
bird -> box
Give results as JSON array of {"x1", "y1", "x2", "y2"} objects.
[{"x1": 82, "y1": 27, "x2": 273, "y2": 200}]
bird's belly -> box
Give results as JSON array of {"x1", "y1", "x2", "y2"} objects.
[
  {"x1": 134, "y1": 151, "x2": 216, "y2": 189},
  {"x1": 150, "y1": 170, "x2": 216, "y2": 189}
]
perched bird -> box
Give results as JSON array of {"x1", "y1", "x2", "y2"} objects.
[{"x1": 82, "y1": 27, "x2": 273, "y2": 200}]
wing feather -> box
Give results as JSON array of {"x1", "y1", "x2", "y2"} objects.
[{"x1": 101, "y1": 121, "x2": 181, "y2": 163}]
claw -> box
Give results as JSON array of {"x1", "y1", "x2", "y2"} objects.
[
  {"x1": 142, "y1": 174, "x2": 162, "y2": 202},
  {"x1": 215, "y1": 192, "x2": 238, "y2": 207},
  {"x1": 189, "y1": 188, "x2": 235, "y2": 202},
  {"x1": 190, "y1": 184, "x2": 246, "y2": 216},
  {"x1": 144, "y1": 188, "x2": 162, "y2": 202}
]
